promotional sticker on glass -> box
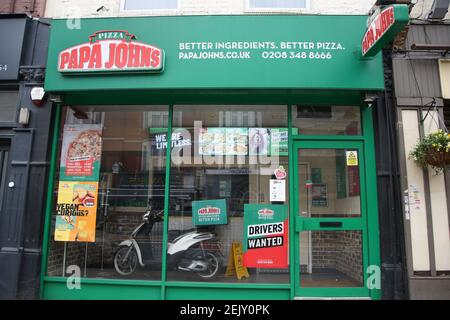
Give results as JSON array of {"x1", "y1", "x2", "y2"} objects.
[
  {"x1": 346, "y1": 150, "x2": 358, "y2": 166},
  {"x1": 59, "y1": 124, "x2": 103, "y2": 181},
  {"x1": 54, "y1": 181, "x2": 99, "y2": 242},
  {"x1": 192, "y1": 199, "x2": 228, "y2": 226},
  {"x1": 199, "y1": 128, "x2": 225, "y2": 156},
  {"x1": 249, "y1": 128, "x2": 269, "y2": 155},
  {"x1": 270, "y1": 179, "x2": 286, "y2": 202},
  {"x1": 243, "y1": 204, "x2": 288, "y2": 268},
  {"x1": 312, "y1": 184, "x2": 328, "y2": 207}
]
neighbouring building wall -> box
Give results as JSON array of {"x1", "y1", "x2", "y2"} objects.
[
  {"x1": 393, "y1": 21, "x2": 450, "y2": 299},
  {"x1": 401, "y1": 110, "x2": 431, "y2": 272},
  {"x1": 0, "y1": 15, "x2": 53, "y2": 299},
  {"x1": 411, "y1": 0, "x2": 450, "y2": 20},
  {"x1": 0, "y1": 0, "x2": 47, "y2": 17},
  {"x1": 44, "y1": 0, "x2": 376, "y2": 18}
]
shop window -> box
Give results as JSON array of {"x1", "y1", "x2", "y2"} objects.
[
  {"x1": 0, "y1": 90, "x2": 19, "y2": 124},
  {"x1": 46, "y1": 105, "x2": 169, "y2": 280},
  {"x1": 120, "y1": 0, "x2": 179, "y2": 11},
  {"x1": 292, "y1": 105, "x2": 362, "y2": 136},
  {"x1": 247, "y1": 0, "x2": 308, "y2": 10},
  {"x1": 298, "y1": 149, "x2": 361, "y2": 218},
  {"x1": 166, "y1": 105, "x2": 290, "y2": 283}
]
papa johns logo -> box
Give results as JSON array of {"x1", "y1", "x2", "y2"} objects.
[
  {"x1": 258, "y1": 209, "x2": 274, "y2": 218},
  {"x1": 198, "y1": 207, "x2": 221, "y2": 215}
]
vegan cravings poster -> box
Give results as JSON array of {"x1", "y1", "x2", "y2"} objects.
[
  {"x1": 54, "y1": 124, "x2": 103, "y2": 242},
  {"x1": 243, "y1": 204, "x2": 288, "y2": 268}
]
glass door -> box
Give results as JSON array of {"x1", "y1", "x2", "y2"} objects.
[{"x1": 293, "y1": 140, "x2": 369, "y2": 298}]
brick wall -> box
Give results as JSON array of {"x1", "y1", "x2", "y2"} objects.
[
  {"x1": 44, "y1": 0, "x2": 375, "y2": 18},
  {"x1": 310, "y1": 230, "x2": 363, "y2": 284},
  {"x1": 0, "y1": 0, "x2": 46, "y2": 17}
]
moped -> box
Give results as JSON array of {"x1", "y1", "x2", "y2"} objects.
[{"x1": 114, "y1": 205, "x2": 222, "y2": 279}]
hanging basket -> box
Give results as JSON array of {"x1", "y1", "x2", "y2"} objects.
[{"x1": 423, "y1": 148, "x2": 450, "y2": 172}]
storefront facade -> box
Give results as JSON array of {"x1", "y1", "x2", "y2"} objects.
[{"x1": 40, "y1": 13, "x2": 406, "y2": 300}]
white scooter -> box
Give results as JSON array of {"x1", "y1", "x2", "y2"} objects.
[{"x1": 114, "y1": 205, "x2": 222, "y2": 279}]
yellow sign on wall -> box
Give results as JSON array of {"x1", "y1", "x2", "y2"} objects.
[{"x1": 54, "y1": 181, "x2": 99, "y2": 242}]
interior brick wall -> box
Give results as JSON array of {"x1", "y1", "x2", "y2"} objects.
[{"x1": 311, "y1": 230, "x2": 363, "y2": 283}]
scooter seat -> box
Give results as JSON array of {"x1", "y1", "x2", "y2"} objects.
[{"x1": 167, "y1": 229, "x2": 196, "y2": 242}]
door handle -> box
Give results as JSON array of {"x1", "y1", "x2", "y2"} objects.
[{"x1": 319, "y1": 221, "x2": 342, "y2": 228}]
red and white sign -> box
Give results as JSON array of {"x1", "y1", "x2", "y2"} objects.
[
  {"x1": 198, "y1": 207, "x2": 221, "y2": 215},
  {"x1": 58, "y1": 30, "x2": 164, "y2": 73},
  {"x1": 362, "y1": 6, "x2": 395, "y2": 56}
]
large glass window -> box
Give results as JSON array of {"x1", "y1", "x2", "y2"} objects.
[
  {"x1": 166, "y1": 105, "x2": 290, "y2": 283},
  {"x1": 292, "y1": 105, "x2": 362, "y2": 136},
  {"x1": 298, "y1": 149, "x2": 361, "y2": 218},
  {"x1": 47, "y1": 106, "x2": 168, "y2": 280}
]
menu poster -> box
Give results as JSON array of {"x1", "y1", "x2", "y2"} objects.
[
  {"x1": 225, "y1": 128, "x2": 248, "y2": 155},
  {"x1": 269, "y1": 128, "x2": 288, "y2": 156},
  {"x1": 54, "y1": 181, "x2": 99, "y2": 242},
  {"x1": 269, "y1": 128, "x2": 298, "y2": 156},
  {"x1": 59, "y1": 124, "x2": 103, "y2": 181},
  {"x1": 243, "y1": 204, "x2": 288, "y2": 269},
  {"x1": 249, "y1": 128, "x2": 270, "y2": 155},
  {"x1": 199, "y1": 128, "x2": 248, "y2": 156}
]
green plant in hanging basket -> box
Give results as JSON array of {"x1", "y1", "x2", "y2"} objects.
[{"x1": 409, "y1": 129, "x2": 450, "y2": 175}]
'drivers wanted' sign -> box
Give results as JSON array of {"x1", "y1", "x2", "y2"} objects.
[
  {"x1": 58, "y1": 30, "x2": 164, "y2": 73},
  {"x1": 243, "y1": 204, "x2": 288, "y2": 268}
]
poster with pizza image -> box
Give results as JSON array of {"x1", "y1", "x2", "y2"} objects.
[
  {"x1": 54, "y1": 181, "x2": 98, "y2": 242},
  {"x1": 243, "y1": 204, "x2": 288, "y2": 268},
  {"x1": 59, "y1": 124, "x2": 103, "y2": 181}
]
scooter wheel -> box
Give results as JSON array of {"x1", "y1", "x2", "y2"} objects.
[
  {"x1": 196, "y1": 251, "x2": 220, "y2": 279},
  {"x1": 114, "y1": 245, "x2": 138, "y2": 276}
]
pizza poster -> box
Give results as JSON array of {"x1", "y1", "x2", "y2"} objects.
[
  {"x1": 59, "y1": 124, "x2": 103, "y2": 181},
  {"x1": 54, "y1": 181, "x2": 99, "y2": 242},
  {"x1": 243, "y1": 204, "x2": 288, "y2": 269}
]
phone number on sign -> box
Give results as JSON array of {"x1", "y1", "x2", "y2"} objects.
[{"x1": 262, "y1": 51, "x2": 333, "y2": 60}]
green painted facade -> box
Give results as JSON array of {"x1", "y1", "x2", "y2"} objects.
[
  {"x1": 45, "y1": 15, "x2": 384, "y2": 94},
  {"x1": 41, "y1": 14, "x2": 387, "y2": 300}
]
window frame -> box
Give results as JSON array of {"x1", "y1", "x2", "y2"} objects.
[
  {"x1": 119, "y1": 0, "x2": 181, "y2": 13},
  {"x1": 0, "y1": 89, "x2": 19, "y2": 128},
  {"x1": 245, "y1": 0, "x2": 310, "y2": 13}
]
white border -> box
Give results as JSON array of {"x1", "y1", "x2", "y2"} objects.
[
  {"x1": 245, "y1": 0, "x2": 310, "y2": 13},
  {"x1": 119, "y1": 0, "x2": 181, "y2": 13}
]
